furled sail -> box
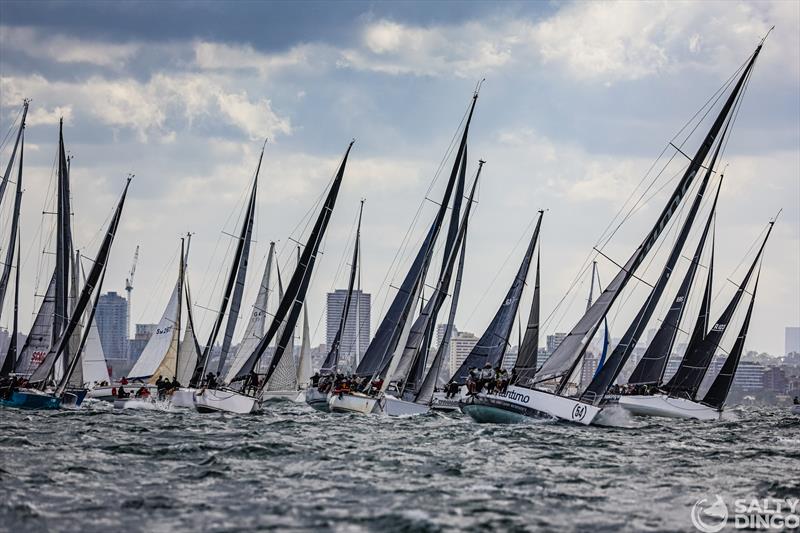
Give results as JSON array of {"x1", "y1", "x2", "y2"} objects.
[
  {"x1": 665, "y1": 221, "x2": 774, "y2": 400},
  {"x1": 451, "y1": 209, "x2": 542, "y2": 385},
  {"x1": 534, "y1": 45, "x2": 762, "y2": 391},
  {"x1": 701, "y1": 270, "x2": 760, "y2": 409},
  {"x1": 224, "y1": 242, "x2": 274, "y2": 384},
  {"x1": 627, "y1": 178, "x2": 723, "y2": 386},
  {"x1": 581, "y1": 128, "x2": 727, "y2": 403},
  {"x1": 236, "y1": 142, "x2": 354, "y2": 386}
]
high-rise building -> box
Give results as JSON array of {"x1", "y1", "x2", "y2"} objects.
[
  {"x1": 448, "y1": 331, "x2": 479, "y2": 377},
  {"x1": 785, "y1": 327, "x2": 800, "y2": 356},
  {"x1": 96, "y1": 291, "x2": 129, "y2": 366},
  {"x1": 546, "y1": 332, "x2": 567, "y2": 355},
  {"x1": 128, "y1": 323, "x2": 157, "y2": 365},
  {"x1": 326, "y1": 289, "x2": 370, "y2": 371},
  {"x1": 579, "y1": 351, "x2": 600, "y2": 389},
  {"x1": 436, "y1": 323, "x2": 458, "y2": 349}
]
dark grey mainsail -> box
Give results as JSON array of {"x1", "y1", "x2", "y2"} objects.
[
  {"x1": 320, "y1": 200, "x2": 364, "y2": 375},
  {"x1": 216, "y1": 160, "x2": 259, "y2": 375},
  {"x1": 192, "y1": 149, "x2": 261, "y2": 385},
  {"x1": 355, "y1": 93, "x2": 478, "y2": 379},
  {"x1": 627, "y1": 178, "x2": 723, "y2": 386},
  {"x1": 31, "y1": 178, "x2": 131, "y2": 387},
  {"x1": 54, "y1": 120, "x2": 74, "y2": 378},
  {"x1": 0, "y1": 122, "x2": 24, "y2": 325},
  {"x1": 701, "y1": 270, "x2": 760, "y2": 409},
  {"x1": 580, "y1": 126, "x2": 727, "y2": 403},
  {"x1": 686, "y1": 235, "x2": 714, "y2": 351},
  {"x1": 0, "y1": 100, "x2": 28, "y2": 208},
  {"x1": 513, "y1": 249, "x2": 541, "y2": 385},
  {"x1": 533, "y1": 44, "x2": 762, "y2": 394},
  {"x1": 451, "y1": 209, "x2": 543, "y2": 385},
  {"x1": 233, "y1": 141, "x2": 354, "y2": 385},
  {"x1": 1, "y1": 220, "x2": 21, "y2": 378},
  {"x1": 16, "y1": 273, "x2": 56, "y2": 376},
  {"x1": 665, "y1": 221, "x2": 774, "y2": 400}
]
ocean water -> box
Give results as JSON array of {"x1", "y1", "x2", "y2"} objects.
[{"x1": 1, "y1": 400, "x2": 798, "y2": 532}]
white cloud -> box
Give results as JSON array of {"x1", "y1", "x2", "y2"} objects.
[{"x1": 0, "y1": 26, "x2": 139, "y2": 68}]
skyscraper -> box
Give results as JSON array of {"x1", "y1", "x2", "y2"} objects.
[
  {"x1": 785, "y1": 327, "x2": 800, "y2": 356},
  {"x1": 448, "y1": 331, "x2": 479, "y2": 377},
  {"x1": 96, "y1": 291, "x2": 129, "y2": 366},
  {"x1": 326, "y1": 289, "x2": 370, "y2": 370}
]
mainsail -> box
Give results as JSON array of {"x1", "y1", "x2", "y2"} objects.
[
  {"x1": 533, "y1": 44, "x2": 763, "y2": 393},
  {"x1": 451, "y1": 209, "x2": 542, "y2": 385},
  {"x1": 512, "y1": 251, "x2": 541, "y2": 385},
  {"x1": 234, "y1": 141, "x2": 354, "y2": 387},
  {"x1": 0, "y1": 100, "x2": 28, "y2": 209},
  {"x1": 665, "y1": 221, "x2": 774, "y2": 400},
  {"x1": 16, "y1": 273, "x2": 56, "y2": 376},
  {"x1": 264, "y1": 263, "x2": 297, "y2": 391},
  {"x1": 0, "y1": 109, "x2": 25, "y2": 323},
  {"x1": 296, "y1": 303, "x2": 312, "y2": 387}
]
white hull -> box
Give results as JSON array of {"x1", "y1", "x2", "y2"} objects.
[
  {"x1": 460, "y1": 385, "x2": 602, "y2": 426},
  {"x1": 113, "y1": 398, "x2": 159, "y2": 410},
  {"x1": 618, "y1": 394, "x2": 721, "y2": 421},
  {"x1": 376, "y1": 395, "x2": 429, "y2": 417},
  {"x1": 304, "y1": 388, "x2": 330, "y2": 412},
  {"x1": 193, "y1": 388, "x2": 261, "y2": 414},
  {"x1": 430, "y1": 392, "x2": 462, "y2": 412},
  {"x1": 792, "y1": 405, "x2": 800, "y2": 415},
  {"x1": 261, "y1": 390, "x2": 297, "y2": 401},
  {"x1": 328, "y1": 392, "x2": 377, "y2": 414},
  {"x1": 87, "y1": 387, "x2": 116, "y2": 402},
  {"x1": 169, "y1": 388, "x2": 197, "y2": 409}
]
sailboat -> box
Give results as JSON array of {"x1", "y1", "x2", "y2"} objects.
[
  {"x1": 617, "y1": 220, "x2": 774, "y2": 420},
  {"x1": 115, "y1": 238, "x2": 188, "y2": 409},
  {"x1": 328, "y1": 90, "x2": 478, "y2": 415},
  {"x1": 458, "y1": 39, "x2": 766, "y2": 426},
  {"x1": 193, "y1": 141, "x2": 355, "y2": 414},
  {"x1": 305, "y1": 200, "x2": 365, "y2": 411},
  {"x1": 2, "y1": 177, "x2": 131, "y2": 409}
]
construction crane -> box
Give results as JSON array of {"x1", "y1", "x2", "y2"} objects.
[{"x1": 125, "y1": 245, "x2": 139, "y2": 338}]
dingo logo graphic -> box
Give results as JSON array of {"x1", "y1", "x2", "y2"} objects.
[
  {"x1": 691, "y1": 495, "x2": 728, "y2": 533},
  {"x1": 571, "y1": 403, "x2": 587, "y2": 421}
]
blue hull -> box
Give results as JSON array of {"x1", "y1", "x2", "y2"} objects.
[{"x1": 0, "y1": 390, "x2": 61, "y2": 410}]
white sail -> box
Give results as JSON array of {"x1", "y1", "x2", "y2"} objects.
[
  {"x1": 81, "y1": 315, "x2": 109, "y2": 385},
  {"x1": 68, "y1": 251, "x2": 85, "y2": 388},
  {"x1": 296, "y1": 304, "x2": 312, "y2": 388},
  {"x1": 224, "y1": 244, "x2": 273, "y2": 384},
  {"x1": 265, "y1": 268, "x2": 297, "y2": 391},
  {"x1": 127, "y1": 280, "x2": 180, "y2": 382},
  {"x1": 18, "y1": 273, "x2": 56, "y2": 377}
]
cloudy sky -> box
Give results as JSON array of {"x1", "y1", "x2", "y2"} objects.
[{"x1": 1, "y1": 1, "x2": 798, "y2": 358}]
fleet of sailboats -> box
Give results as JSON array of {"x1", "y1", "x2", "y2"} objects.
[{"x1": 0, "y1": 35, "x2": 788, "y2": 424}]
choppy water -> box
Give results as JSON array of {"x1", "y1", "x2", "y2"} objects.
[{"x1": 1, "y1": 400, "x2": 798, "y2": 532}]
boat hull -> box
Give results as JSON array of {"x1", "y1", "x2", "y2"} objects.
[
  {"x1": 459, "y1": 385, "x2": 601, "y2": 426},
  {"x1": 792, "y1": 405, "x2": 800, "y2": 415},
  {"x1": 261, "y1": 390, "x2": 297, "y2": 401},
  {"x1": 193, "y1": 388, "x2": 261, "y2": 414},
  {"x1": 618, "y1": 394, "x2": 721, "y2": 420},
  {"x1": 377, "y1": 395, "x2": 429, "y2": 417},
  {"x1": 429, "y1": 392, "x2": 462, "y2": 412},
  {"x1": 87, "y1": 387, "x2": 116, "y2": 402},
  {"x1": 328, "y1": 392, "x2": 377, "y2": 414},
  {"x1": 114, "y1": 398, "x2": 158, "y2": 410},
  {"x1": 0, "y1": 389, "x2": 61, "y2": 410},
  {"x1": 169, "y1": 388, "x2": 196, "y2": 409},
  {"x1": 304, "y1": 388, "x2": 330, "y2": 412}
]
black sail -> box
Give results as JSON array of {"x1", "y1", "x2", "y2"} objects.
[
  {"x1": 192, "y1": 152, "x2": 261, "y2": 385},
  {"x1": 54, "y1": 120, "x2": 74, "y2": 376},
  {"x1": 0, "y1": 126, "x2": 24, "y2": 324},
  {"x1": 513, "y1": 249, "x2": 541, "y2": 384},
  {"x1": 686, "y1": 236, "x2": 715, "y2": 351},
  {"x1": 665, "y1": 221, "x2": 774, "y2": 399},
  {"x1": 320, "y1": 201, "x2": 364, "y2": 375},
  {"x1": 234, "y1": 142, "x2": 353, "y2": 384},
  {"x1": 355, "y1": 94, "x2": 478, "y2": 378},
  {"x1": 1, "y1": 218, "x2": 21, "y2": 378},
  {"x1": 451, "y1": 210, "x2": 542, "y2": 385},
  {"x1": 581, "y1": 130, "x2": 726, "y2": 403},
  {"x1": 534, "y1": 44, "x2": 762, "y2": 392},
  {"x1": 701, "y1": 271, "x2": 760, "y2": 409},
  {"x1": 627, "y1": 179, "x2": 722, "y2": 386},
  {"x1": 31, "y1": 178, "x2": 131, "y2": 387}
]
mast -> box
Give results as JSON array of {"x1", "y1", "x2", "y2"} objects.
[
  {"x1": 355, "y1": 92, "x2": 479, "y2": 379},
  {"x1": 534, "y1": 43, "x2": 763, "y2": 394},
  {"x1": 233, "y1": 141, "x2": 354, "y2": 385},
  {"x1": 664, "y1": 221, "x2": 774, "y2": 399},
  {"x1": 1, "y1": 220, "x2": 21, "y2": 378},
  {"x1": 0, "y1": 100, "x2": 28, "y2": 208},
  {"x1": 29, "y1": 178, "x2": 131, "y2": 388},
  {"x1": 0, "y1": 121, "x2": 24, "y2": 324},
  {"x1": 451, "y1": 208, "x2": 542, "y2": 385},
  {"x1": 320, "y1": 200, "x2": 364, "y2": 375},
  {"x1": 627, "y1": 177, "x2": 723, "y2": 386},
  {"x1": 53, "y1": 119, "x2": 74, "y2": 379},
  {"x1": 174, "y1": 238, "x2": 185, "y2": 379},
  {"x1": 193, "y1": 147, "x2": 262, "y2": 385}
]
